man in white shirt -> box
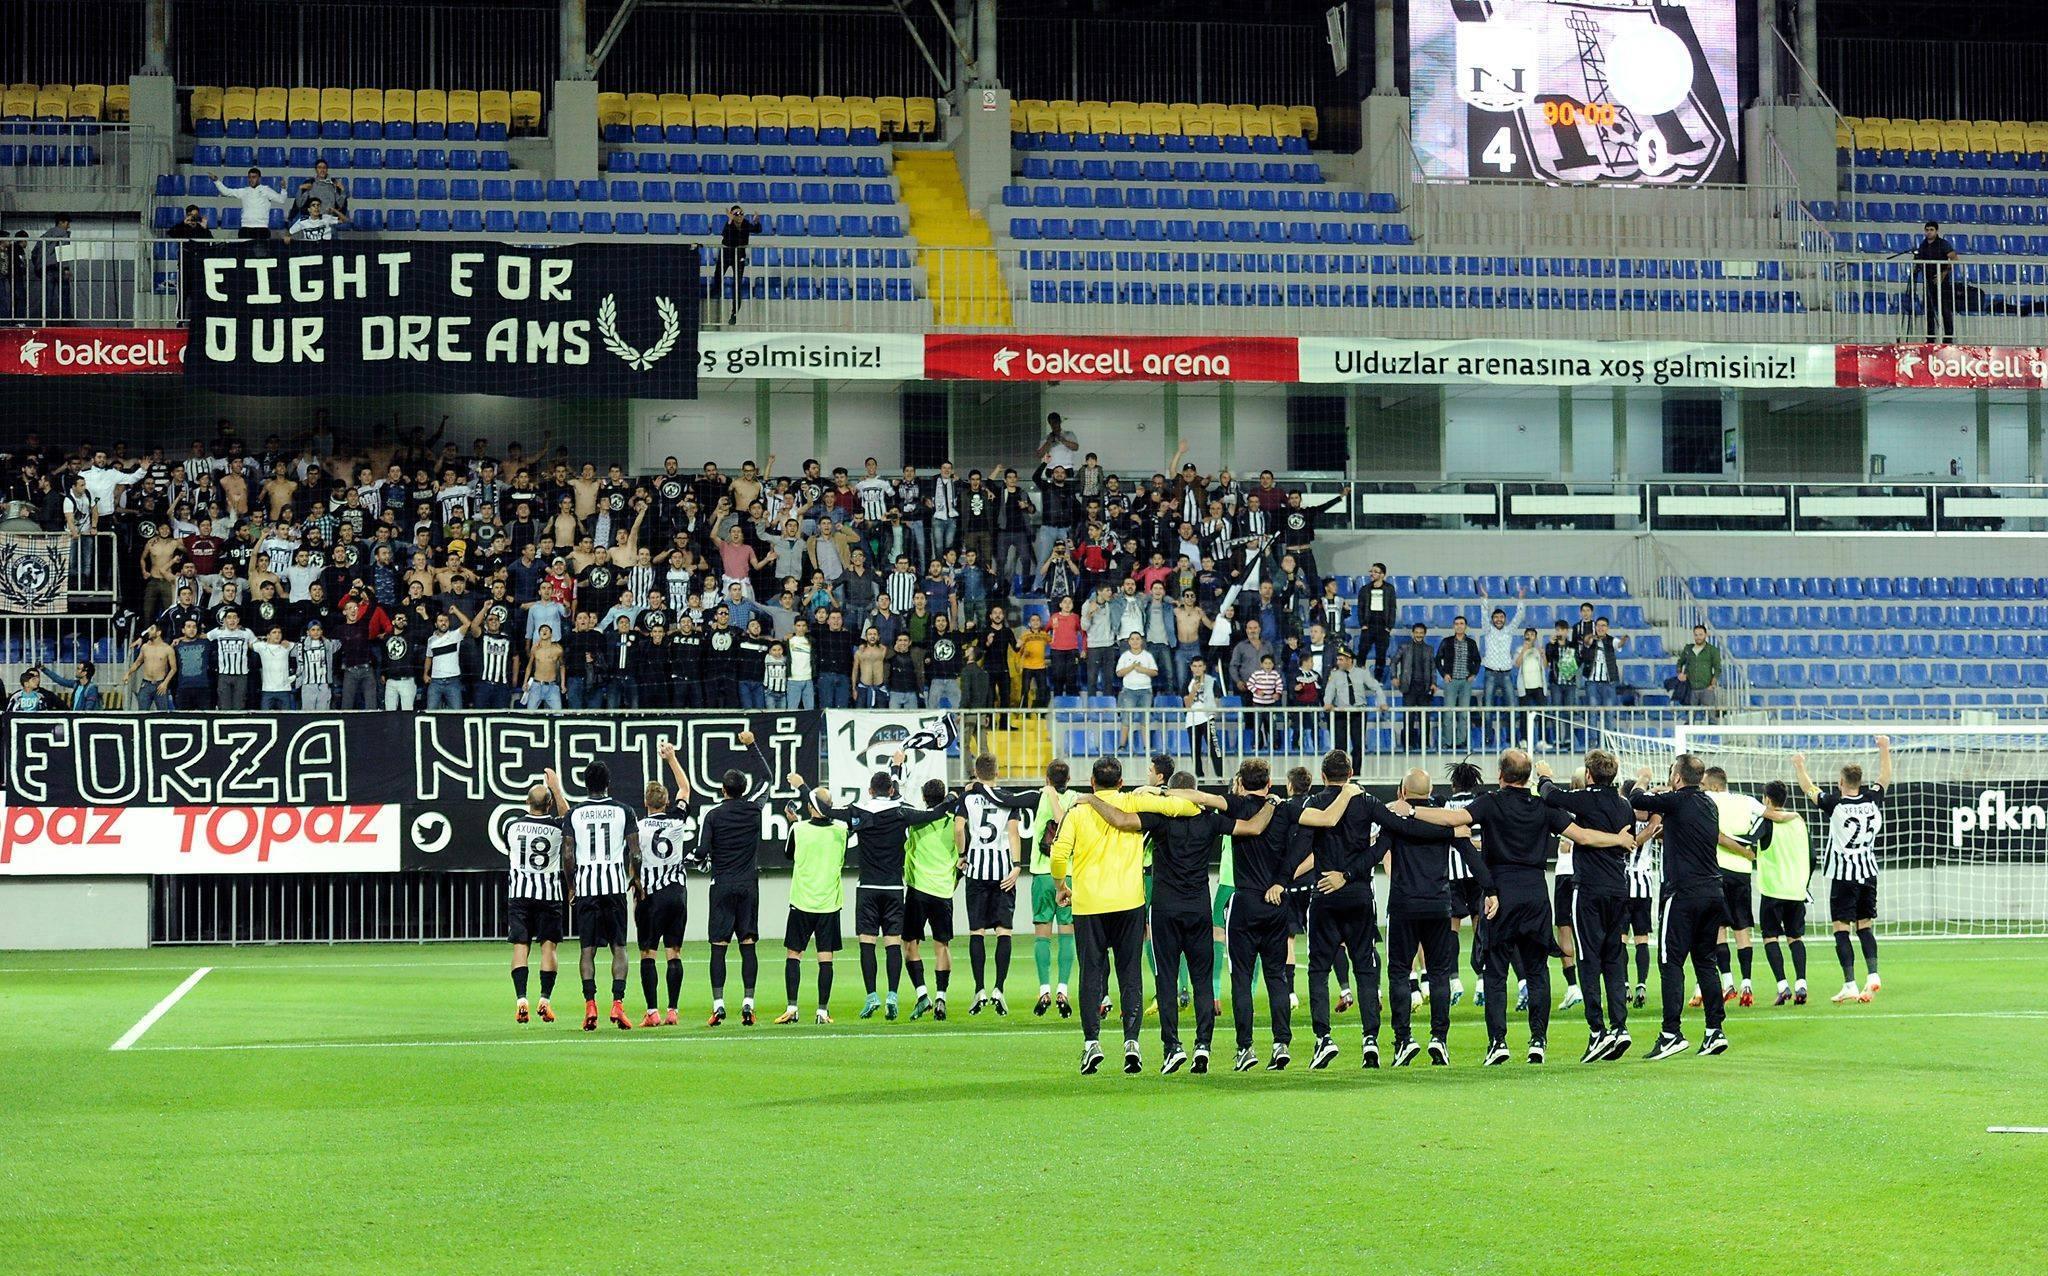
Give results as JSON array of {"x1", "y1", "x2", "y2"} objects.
[
  {"x1": 1114, "y1": 632, "x2": 1158, "y2": 752},
  {"x1": 285, "y1": 197, "x2": 343, "y2": 244},
  {"x1": 254, "y1": 625, "x2": 297, "y2": 710},
  {"x1": 1475, "y1": 581, "x2": 1525, "y2": 748},
  {"x1": 424, "y1": 613, "x2": 467, "y2": 710},
  {"x1": 1036, "y1": 413, "x2": 1080, "y2": 472},
  {"x1": 81, "y1": 450, "x2": 146, "y2": 517},
  {"x1": 215, "y1": 167, "x2": 294, "y2": 240},
  {"x1": 1323, "y1": 648, "x2": 1384, "y2": 762}
]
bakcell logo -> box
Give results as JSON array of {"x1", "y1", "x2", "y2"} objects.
[
  {"x1": 1, "y1": 328, "x2": 188, "y2": 376},
  {"x1": 990, "y1": 346, "x2": 1019, "y2": 376},
  {"x1": 1950, "y1": 789, "x2": 2048, "y2": 847},
  {"x1": 47, "y1": 335, "x2": 181, "y2": 369},
  {"x1": 17, "y1": 338, "x2": 46, "y2": 369}
]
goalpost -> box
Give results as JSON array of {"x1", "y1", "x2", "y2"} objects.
[{"x1": 1580, "y1": 720, "x2": 2048, "y2": 941}]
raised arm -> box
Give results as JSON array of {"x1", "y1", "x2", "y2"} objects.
[
  {"x1": 542, "y1": 766, "x2": 569, "y2": 816},
  {"x1": 658, "y1": 739, "x2": 694, "y2": 801},
  {"x1": 1876, "y1": 735, "x2": 1892, "y2": 788},
  {"x1": 1791, "y1": 753, "x2": 1820, "y2": 803}
]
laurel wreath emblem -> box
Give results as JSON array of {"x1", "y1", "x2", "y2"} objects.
[{"x1": 597, "y1": 294, "x2": 681, "y2": 372}]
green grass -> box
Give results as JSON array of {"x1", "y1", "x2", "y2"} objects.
[{"x1": 2, "y1": 939, "x2": 2045, "y2": 1275}]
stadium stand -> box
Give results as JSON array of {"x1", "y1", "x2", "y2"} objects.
[
  {"x1": 0, "y1": 82, "x2": 118, "y2": 168},
  {"x1": 597, "y1": 92, "x2": 939, "y2": 145}
]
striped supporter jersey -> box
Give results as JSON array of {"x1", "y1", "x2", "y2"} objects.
[
  {"x1": 569, "y1": 798, "x2": 635, "y2": 897},
  {"x1": 960, "y1": 789, "x2": 1021, "y2": 881},
  {"x1": 505, "y1": 815, "x2": 566, "y2": 902},
  {"x1": 1817, "y1": 785, "x2": 1885, "y2": 883},
  {"x1": 636, "y1": 811, "x2": 693, "y2": 894}
]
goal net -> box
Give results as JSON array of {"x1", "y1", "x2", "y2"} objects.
[{"x1": 1586, "y1": 721, "x2": 2048, "y2": 940}]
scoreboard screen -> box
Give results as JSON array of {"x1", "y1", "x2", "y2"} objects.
[{"x1": 1409, "y1": 0, "x2": 1742, "y2": 187}]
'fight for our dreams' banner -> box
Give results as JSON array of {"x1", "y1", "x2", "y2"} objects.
[{"x1": 183, "y1": 242, "x2": 701, "y2": 398}]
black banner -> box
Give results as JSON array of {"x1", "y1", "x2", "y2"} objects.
[
  {"x1": 182, "y1": 241, "x2": 701, "y2": 397},
  {"x1": 0, "y1": 711, "x2": 815, "y2": 874}
]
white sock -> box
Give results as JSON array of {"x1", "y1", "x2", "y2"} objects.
[
  {"x1": 1341, "y1": 986, "x2": 1354, "y2": 998},
  {"x1": 1084, "y1": 1038, "x2": 1099, "y2": 1051},
  {"x1": 1057, "y1": 982, "x2": 1068, "y2": 995},
  {"x1": 785, "y1": 1003, "x2": 798, "y2": 1014},
  {"x1": 1451, "y1": 978, "x2": 1465, "y2": 994},
  {"x1": 916, "y1": 984, "x2": 928, "y2": 998},
  {"x1": 1039, "y1": 983, "x2": 1051, "y2": 994},
  {"x1": 1741, "y1": 979, "x2": 1753, "y2": 990},
  {"x1": 713, "y1": 998, "x2": 725, "y2": 1010},
  {"x1": 1796, "y1": 978, "x2": 1807, "y2": 990},
  {"x1": 1777, "y1": 980, "x2": 1790, "y2": 993},
  {"x1": 741, "y1": 996, "x2": 753, "y2": 1009}
]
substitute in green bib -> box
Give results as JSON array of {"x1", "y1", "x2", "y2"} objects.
[
  {"x1": 1753, "y1": 780, "x2": 1813, "y2": 1006},
  {"x1": 1030, "y1": 760, "x2": 1080, "y2": 1017},
  {"x1": 779, "y1": 789, "x2": 849, "y2": 1025},
  {"x1": 903, "y1": 777, "x2": 963, "y2": 1021}
]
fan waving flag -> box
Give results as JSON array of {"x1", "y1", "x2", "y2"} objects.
[
  {"x1": 0, "y1": 534, "x2": 69, "y2": 614},
  {"x1": 900, "y1": 714, "x2": 959, "y2": 758}
]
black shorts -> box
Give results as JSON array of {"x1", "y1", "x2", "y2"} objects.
[
  {"x1": 573, "y1": 894, "x2": 630, "y2": 949},
  {"x1": 903, "y1": 890, "x2": 955, "y2": 944},
  {"x1": 1492, "y1": 892, "x2": 1553, "y2": 943},
  {"x1": 1553, "y1": 876, "x2": 1577, "y2": 924},
  {"x1": 1450, "y1": 878, "x2": 1484, "y2": 920},
  {"x1": 508, "y1": 897, "x2": 565, "y2": 946},
  {"x1": 706, "y1": 881, "x2": 760, "y2": 944},
  {"x1": 1759, "y1": 897, "x2": 1807, "y2": 939},
  {"x1": 1286, "y1": 891, "x2": 1311, "y2": 935},
  {"x1": 1830, "y1": 878, "x2": 1879, "y2": 925},
  {"x1": 855, "y1": 887, "x2": 906, "y2": 938},
  {"x1": 784, "y1": 907, "x2": 843, "y2": 953},
  {"x1": 1720, "y1": 870, "x2": 1756, "y2": 931},
  {"x1": 965, "y1": 877, "x2": 1017, "y2": 931},
  {"x1": 1626, "y1": 897, "x2": 1654, "y2": 936},
  {"x1": 635, "y1": 883, "x2": 688, "y2": 951}
]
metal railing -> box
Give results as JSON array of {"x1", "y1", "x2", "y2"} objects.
[
  {"x1": 1821, "y1": 37, "x2": 2048, "y2": 125},
  {"x1": 153, "y1": 871, "x2": 507, "y2": 944},
  {"x1": 0, "y1": 122, "x2": 156, "y2": 197}
]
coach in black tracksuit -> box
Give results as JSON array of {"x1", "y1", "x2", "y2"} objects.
[
  {"x1": 1631, "y1": 754, "x2": 1730, "y2": 1052},
  {"x1": 1132, "y1": 779, "x2": 1269, "y2": 1062},
  {"x1": 1537, "y1": 757, "x2": 1638, "y2": 1050},
  {"x1": 1384, "y1": 782, "x2": 1492, "y2": 1052},
  {"x1": 1225, "y1": 768, "x2": 1306, "y2": 1063},
  {"x1": 1296, "y1": 759, "x2": 1461, "y2": 1064},
  {"x1": 1412, "y1": 750, "x2": 1635, "y2": 1061}
]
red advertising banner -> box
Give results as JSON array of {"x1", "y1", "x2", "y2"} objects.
[
  {"x1": 923, "y1": 333, "x2": 1299, "y2": 382},
  {"x1": 0, "y1": 327, "x2": 187, "y2": 375},
  {"x1": 1836, "y1": 343, "x2": 2048, "y2": 389}
]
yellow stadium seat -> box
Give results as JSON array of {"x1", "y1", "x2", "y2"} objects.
[
  {"x1": 7, "y1": 82, "x2": 35, "y2": 94},
  {"x1": 1198, "y1": 101, "x2": 1227, "y2": 114},
  {"x1": 1118, "y1": 110, "x2": 1150, "y2": 136},
  {"x1": 695, "y1": 103, "x2": 726, "y2": 129},
  {"x1": 751, "y1": 93, "x2": 782, "y2": 108},
  {"x1": 479, "y1": 89, "x2": 511, "y2": 127},
  {"x1": 1243, "y1": 113, "x2": 1274, "y2": 139},
  {"x1": 510, "y1": 89, "x2": 541, "y2": 131},
  {"x1": 1025, "y1": 108, "x2": 1057, "y2": 133},
  {"x1": 190, "y1": 86, "x2": 223, "y2": 122},
  {"x1": 352, "y1": 88, "x2": 384, "y2": 125},
  {"x1": 787, "y1": 103, "x2": 818, "y2": 131},
  {"x1": 1181, "y1": 112, "x2": 1213, "y2": 137},
  {"x1": 287, "y1": 86, "x2": 319, "y2": 122},
  {"x1": 4, "y1": 90, "x2": 36, "y2": 120},
  {"x1": 69, "y1": 86, "x2": 105, "y2": 120},
  {"x1": 1935, "y1": 126, "x2": 1968, "y2": 153},
  {"x1": 813, "y1": 94, "x2": 842, "y2": 108},
  {"x1": 844, "y1": 95, "x2": 874, "y2": 111},
  {"x1": 626, "y1": 91, "x2": 656, "y2": 110},
  {"x1": 415, "y1": 89, "x2": 446, "y2": 126},
  {"x1": 850, "y1": 106, "x2": 881, "y2": 133},
  {"x1": 597, "y1": 92, "x2": 627, "y2": 129},
  {"x1": 1995, "y1": 126, "x2": 2026, "y2": 154},
  {"x1": 632, "y1": 101, "x2": 660, "y2": 130},
  {"x1": 318, "y1": 87, "x2": 350, "y2": 123},
  {"x1": 1055, "y1": 108, "x2": 1087, "y2": 134},
  {"x1": 1166, "y1": 101, "x2": 1195, "y2": 114},
  {"x1": 1108, "y1": 100, "x2": 1138, "y2": 113},
  {"x1": 689, "y1": 92, "x2": 717, "y2": 108},
  {"x1": 2025, "y1": 126, "x2": 2048, "y2": 153},
  {"x1": 727, "y1": 103, "x2": 757, "y2": 130},
  {"x1": 1965, "y1": 125, "x2": 1997, "y2": 153},
  {"x1": 1879, "y1": 125, "x2": 1911, "y2": 151},
  {"x1": 1078, "y1": 100, "x2": 1108, "y2": 112},
  {"x1": 757, "y1": 105, "x2": 788, "y2": 132},
  {"x1": 661, "y1": 100, "x2": 694, "y2": 129},
  {"x1": 105, "y1": 83, "x2": 129, "y2": 121},
  {"x1": 40, "y1": 82, "x2": 72, "y2": 94},
  {"x1": 720, "y1": 92, "x2": 750, "y2": 108},
  {"x1": 877, "y1": 95, "x2": 905, "y2": 129},
  {"x1": 1212, "y1": 113, "x2": 1244, "y2": 138},
  {"x1": 820, "y1": 106, "x2": 850, "y2": 132},
  {"x1": 1087, "y1": 109, "x2": 1119, "y2": 135},
  {"x1": 223, "y1": 87, "x2": 256, "y2": 122},
  {"x1": 906, "y1": 97, "x2": 936, "y2": 134},
  {"x1": 384, "y1": 88, "x2": 416, "y2": 127},
  {"x1": 1850, "y1": 119, "x2": 1882, "y2": 148},
  {"x1": 448, "y1": 89, "x2": 478, "y2": 121},
  {"x1": 1835, "y1": 122, "x2": 1853, "y2": 149},
  {"x1": 1227, "y1": 102, "x2": 1258, "y2": 116},
  {"x1": 1148, "y1": 110, "x2": 1181, "y2": 136}
]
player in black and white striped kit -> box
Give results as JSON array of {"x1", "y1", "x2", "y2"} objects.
[
  {"x1": 1796, "y1": 736, "x2": 1890, "y2": 1004},
  {"x1": 633, "y1": 742, "x2": 698, "y2": 1027},
  {"x1": 548, "y1": 761, "x2": 639, "y2": 1032},
  {"x1": 1623, "y1": 790, "x2": 1662, "y2": 1008},
  {"x1": 506, "y1": 780, "x2": 568, "y2": 1025},
  {"x1": 958, "y1": 752, "x2": 1041, "y2": 1015}
]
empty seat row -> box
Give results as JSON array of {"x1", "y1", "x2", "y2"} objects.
[
  {"x1": 2, "y1": 82, "x2": 127, "y2": 122},
  {"x1": 0, "y1": 144, "x2": 97, "y2": 166},
  {"x1": 160, "y1": 203, "x2": 905, "y2": 239},
  {"x1": 1009, "y1": 217, "x2": 1413, "y2": 245},
  {"x1": 1013, "y1": 249, "x2": 1767, "y2": 280},
  {"x1": 1850, "y1": 172, "x2": 2048, "y2": 197},
  {"x1": 1012, "y1": 99, "x2": 1313, "y2": 142},
  {"x1": 607, "y1": 150, "x2": 889, "y2": 178},
  {"x1": 598, "y1": 90, "x2": 934, "y2": 144},
  {"x1": 190, "y1": 86, "x2": 535, "y2": 140},
  {"x1": 1004, "y1": 185, "x2": 1396, "y2": 214},
  {"x1": 1020, "y1": 280, "x2": 1802, "y2": 313},
  {"x1": 1748, "y1": 662, "x2": 2048, "y2": 691},
  {"x1": 1011, "y1": 130, "x2": 1311, "y2": 156},
  {"x1": 191, "y1": 143, "x2": 509, "y2": 172},
  {"x1": 1692, "y1": 575, "x2": 2048, "y2": 599},
  {"x1": 1019, "y1": 156, "x2": 1324, "y2": 184},
  {"x1": 1705, "y1": 603, "x2": 2048, "y2": 631},
  {"x1": 1724, "y1": 632, "x2": 2048, "y2": 661},
  {"x1": 1821, "y1": 199, "x2": 2048, "y2": 227}
]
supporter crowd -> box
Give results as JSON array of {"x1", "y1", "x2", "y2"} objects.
[{"x1": 0, "y1": 415, "x2": 1671, "y2": 745}]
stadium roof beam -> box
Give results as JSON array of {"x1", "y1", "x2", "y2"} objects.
[
  {"x1": 558, "y1": 0, "x2": 646, "y2": 81},
  {"x1": 884, "y1": 0, "x2": 979, "y2": 94}
]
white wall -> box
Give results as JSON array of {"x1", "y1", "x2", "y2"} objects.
[
  {"x1": 1174, "y1": 387, "x2": 1225, "y2": 475},
  {"x1": 1569, "y1": 387, "x2": 1615, "y2": 478},
  {"x1": 1624, "y1": 390, "x2": 1664, "y2": 478},
  {"x1": 1444, "y1": 391, "x2": 1560, "y2": 476},
  {"x1": 1230, "y1": 385, "x2": 1288, "y2": 475},
  {"x1": 1041, "y1": 383, "x2": 1174, "y2": 471},
  {"x1": 1988, "y1": 393, "x2": 2031, "y2": 481},
  {"x1": 1868, "y1": 395, "x2": 1975, "y2": 479},
  {"x1": 807, "y1": 388, "x2": 899, "y2": 470},
  {"x1": 767, "y1": 389, "x2": 818, "y2": 464},
  {"x1": 629, "y1": 386, "x2": 757, "y2": 471}
]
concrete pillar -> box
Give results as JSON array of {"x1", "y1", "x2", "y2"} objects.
[
  {"x1": 1796, "y1": 0, "x2": 1819, "y2": 102},
  {"x1": 1356, "y1": 96, "x2": 1413, "y2": 198},
  {"x1": 1976, "y1": 390, "x2": 1993, "y2": 480},
  {"x1": 956, "y1": 0, "x2": 975, "y2": 91},
  {"x1": 142, "y1": 0, "x2": 171, "y2": 76},
  {"x1": 560, "y1": 0, "x2": 591, "y2": 80},
  {"x1": 976, "y1": 0, "x2": 998, "y2": 87},
  {"x1": 957, "y1": 86, "x2": 1011, "y2": 209},
  {"x1": 551, "y1": 80, "x2": 601, "y2": 182},
  {"x1": 2029, "y1": 391, "x2": 2043, "y2": 482},
  {"x1": 1612, "y1": 390, "x2": 1629, "y2": 481},
  {"x1": 1373, "y1": 0, "x2": 1395, "y2": 97},
  {"x1": 1557, "y1": 387, "x2": 1574, "y2": 477},
  {"x1": 1757, "y1": 0, "x2": 1777, "y2": 106}
]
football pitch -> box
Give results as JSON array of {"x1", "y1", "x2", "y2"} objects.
[{"x1": 4, "y1": 940, "x2": 2044, "y2": 1275}]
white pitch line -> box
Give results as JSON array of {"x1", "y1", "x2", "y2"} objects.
[
  {"x1": 0, "y1": 959, "x2": 507, "y2": 975},
  {"x1": 108, "y1": 967, "x2": 212, "y2": 1052},
  {"x1": 121, "y1": 1007, "x2": 2048, "y2": 1054},
  {"x1": 1987, "y1": 1126, "x2": 2048, "y2": 1135}
]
